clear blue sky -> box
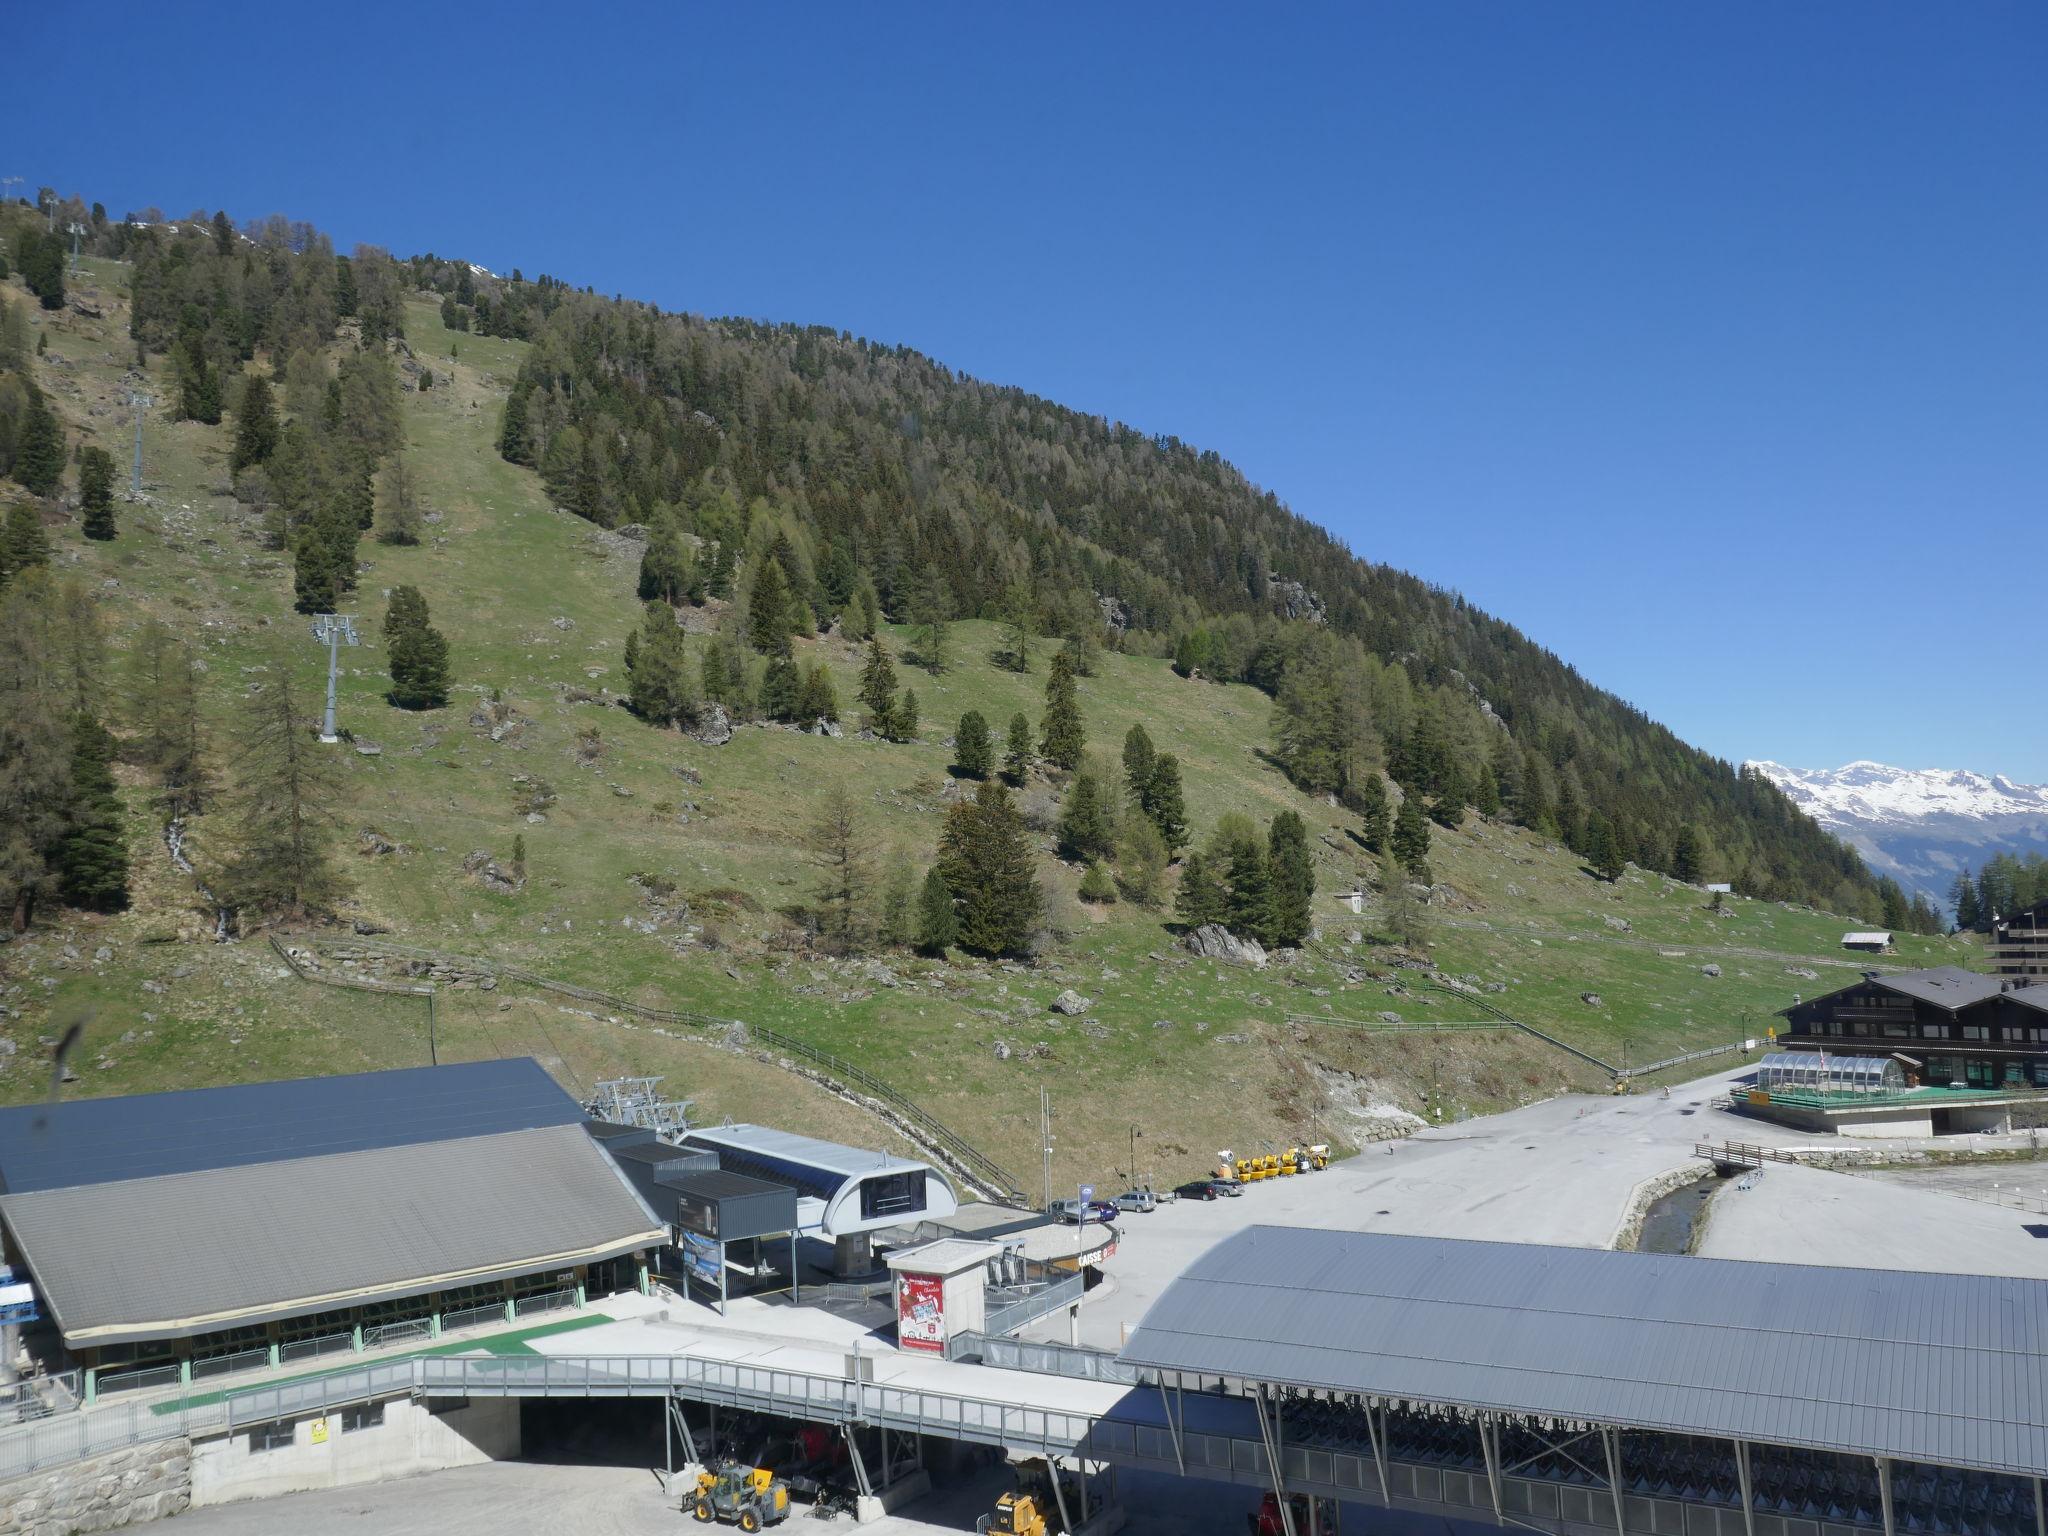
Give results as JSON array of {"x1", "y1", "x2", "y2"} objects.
[{"x1": 17, "y1": 4, "x2": 2046, "y2": 778}]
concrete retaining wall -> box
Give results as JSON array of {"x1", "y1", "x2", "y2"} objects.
[
  {"x1": 190, "y1": 1396, "x2": 518, "y2": 1508},
  {"x1": 0, "y1": 1436, "x2": 191, "y2": 1535}
]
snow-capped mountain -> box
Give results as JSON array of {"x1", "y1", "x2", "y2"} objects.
[{"x1": 1746, "y1": 760, "x2": 2048, "y2": 906}]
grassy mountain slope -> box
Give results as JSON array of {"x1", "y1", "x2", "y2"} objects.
[{"x1": 0, "y1": 260, "x2": 1972, "y2": 1195}]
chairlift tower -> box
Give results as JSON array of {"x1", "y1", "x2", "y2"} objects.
[
  {"x1": 0, "y1": 178, "x2": 21, "y2": 208},
  {"x1": 124, "y1": 392, "x2": 151, "y2": 500},
  {"x1": 309, "y1": 614, "x2": 360, "y2": 743},
  {"x1": 66, "y1": 222, "x2": 85, "y2": 270}
]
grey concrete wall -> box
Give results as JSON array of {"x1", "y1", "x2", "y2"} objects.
[
  {"x1": 0, "y1": 1435, "x2": 191, "y2": 1535},
  {"x1": 190, "y1": 1396, "x2": 519, "y2": 1508}
]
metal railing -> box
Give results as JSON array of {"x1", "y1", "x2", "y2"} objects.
[
  {"x1": 442, "y1": 1301, "x2": 508, "y2": 1334},
  {"x1": 948, "y1": 1332, "x2": 1141, "y2": 1385},
  {"x1": 190, "y1": 1347, "x2": 270, "y2": 1382},
  {"x1": 362, "y1": 1318, "x2": 432, "y2": 1350},
  {"x1": 93, "y1": 1362, "x2": 182, "y2": 1398},
  {"x1": 0, "y1": 1371, "x2": 81, "y2": 1423},
  {"x1": 279, "y1": 1331, "x2": 354, "y2": 1365},
  {"x1": 982, "y1": 1271, "x2": 1085, "y2": 1339},
  {"x1": 513, "y1": 1289, "x2": 575, "y2": 1318},
  {"x1": 1421, "y1": 983, "x2": 1752, "y2": 1082}
]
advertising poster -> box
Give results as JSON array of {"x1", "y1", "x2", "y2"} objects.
[{"x1": 898, "y1": 1272, "x2": 945, "y2": 1353}]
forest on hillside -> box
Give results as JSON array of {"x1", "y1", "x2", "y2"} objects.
[{"x1": 0, "y1": 193, "x2": 1924, "y2": 929}]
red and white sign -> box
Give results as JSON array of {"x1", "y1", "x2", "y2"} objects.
[{"x1": 897, "y1": 1272, "x2": 945, "y2": 1353}]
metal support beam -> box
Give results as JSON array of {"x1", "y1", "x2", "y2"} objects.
[
  {"x1": 842, "y1": 1425, "x2": 872, "y2": 1500},
  {"x1": 1159, "y1": 1375, "x2": 1186, "y2": 1476},
  {"x1": 2034, "y1": 1477, "x2": 2045, "y2": 1536},
  {"x1": 1252, "y1": 1386, "x2": 1299, "y2": 1536},
  {"x1": 1047, "y1": 1455, "x2": 1076, "y2": 1535},
  {"x1": 1733, "y1": 1439, "x2": 1754, "y2": 1536},
  {"x1": 669, "y1": 1396, "x2": 698, "y2": 1465},
  {"x1": 1480, "y1": 1414, "x2": 1505, "y2": 1524},
  {"x1": 1877, "y1": 1456, "x2": 1894, "y2": 1536},
  {"x1": 1363, "y1": 1403, "x2": 1390, "y2": 1504},
  {"x1": 1602, "y1": 1426, "x2": 1626, "y2": 1536}
]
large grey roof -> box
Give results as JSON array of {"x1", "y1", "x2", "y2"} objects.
[
  {"x1": 682, "y1": 1125, "x2": 933, "y2": 1200},
  {"x1": 1785, "y1": 965, "x2": 2006, "y2": 1018},
  {"x1": 1118, "y1": 1227, "x2": 2048, "y2": 1478},
  {"x1": 2, "y1": 1123, "x2": 666, "y2": 1346},
  {"x1": 0, "y1": 1058, "x2": 578, "y2": 1193}
]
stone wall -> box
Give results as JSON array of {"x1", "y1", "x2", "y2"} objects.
[
  {"x1": 0, "y1": 1436, "x2": 191, "y2": 1536},
  {"x1": 190, "y1": 1395, "x2": 518, "y2": 1508}
]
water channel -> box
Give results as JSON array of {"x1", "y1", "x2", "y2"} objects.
[{"x1": 1634, "y1": 1172, "x2": 1720, "y2": 1254}]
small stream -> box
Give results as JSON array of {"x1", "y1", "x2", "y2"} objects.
[
  {"x1": 164, "y1": 819, "x2": 231, "y2": 940},
  {"x1": 1636, "y1": 1173, "x2": 1720, "y2": 1254}
]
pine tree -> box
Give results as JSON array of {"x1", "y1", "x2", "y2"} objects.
[
  {"x1": 749, "y1": 557, "x2": 794, "y2": 655},
  {"x1": 1038, "y1": 648, "x2": 1085, "y2": 770},
  {"x1": 78, "y1": 447, "x2": 116, "y2": 540},
  {"x1": 497, "y1": 385, "x2": 531, "y2": 464},
  {"x1": 1225, "y1": 835, "x2": 1273, "y2": 945},
  {"x1": 915, "y1": 867, "x2": 958, "y2": 956},
  {"x1": 796, "y1": 664, "x2": 839, "y2": 725},
  {"x1": 1391, "y1": 792, "x2": 1432, "y2": 880},
  {"x1": 858, "y1": 636, "x2": 898, "y2": 731},
  {"x1": 384, "y1": 585, "x2": 451, "y2": 710},
  {"x1": 0, "y1": 575, "x2": 74, "y2": 930},
  {"x1": 3, "y1": 502, "x2": 52, "y2": 577},
  {"x1": 1173, "y1": 851, "x2": 1228, "y2": 929},
  {"x1": 1473, "y1": 763, "x2": 1502, "y2": 818},
  {"x1": 1143, "y1": 754, "x2": 1188, "y2": 852},
  {"x1": 954, "y1": 710, "x2": 992, "y2": 779},
  {"x1": 1000, "y1": 580, "x2": 1033, "y2": 672},
  {"x1": 1951, "y1": 871, "x2": 1981, "y2": 931},
  {"x1": 627, "y1": 603, "x2": 691, "y2": 726},
  {"x1": 230, "y1": 371, "x2": 279, "y2": 471},
  {"x1": 808, "y1": 785, "x2": 872, "y2": 956},
  {"x1": 1122, "y1": 725, "x2": 1155, "y2": 805},
  {"x1": 893, "y1": 687, "x2": 919, "y2": 741},
  {"x1": 1078, "y1": 861, "x2": 1117, "y2": 903},
  {"x1": 760, "y1": 653, "x2": 801, "y2": 721},
  {"x1": 878, "y1": 858, "x2": 916, "y2": 948},
  {"x1": 219, "y1": 658, "x2": 347, "y2": 918},
  {"x1": 1056, "y1": 768, "x2": 1117, "y2": 862},
  {"x1": 908, "y1": 564, "x2": 950, "y2": 674},
  {"x1": 14, "y1": 397, "x2": 64, "y2": 497},
  {"x1": 1354, "y1": 772, "x2": 1390, "y2": 854},
  {"x1": 1584, "y1": 811, "x2": 1624, "y2": 882},
  {"x1": 937, "y1": 780, "x2": 1040, "y2": 957},
  {"x1": 56, "y1": 712, "x2": 128, "y2": 911},
  {"x1": 637, "y1": 520, "x2": 694, "y2": 603},
  {"x1": 1003, "y1": 712, "x2": 1033, "y2": 786},
  {"x1": 1672, "y1": 824, "x2": 1705, "y2": 885},
  {"x1": 176, "y1": 343, "x2": 223, "y2": 425},
  {"x1": 1266, "y1": 811, "x2": 1315, "y2": 949}
]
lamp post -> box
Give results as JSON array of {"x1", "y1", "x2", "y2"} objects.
[{"x1": 1128, "y1": 1124, "x2": 1143, "y2": 1188}]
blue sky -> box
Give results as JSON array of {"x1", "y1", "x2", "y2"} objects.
[{"x1": 16, "y1": 4, "x2": 2046, "y2": 777}]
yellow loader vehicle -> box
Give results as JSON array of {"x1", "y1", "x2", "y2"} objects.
[{"x1": 691, "y1": 1461, "x2": 791, "y2": 1530}]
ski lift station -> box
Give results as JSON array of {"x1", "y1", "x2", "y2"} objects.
[{"x1": 680, "y1": 1123, "x2": 959, "y2": 1275}]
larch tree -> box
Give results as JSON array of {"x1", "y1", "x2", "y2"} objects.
[
  {"x1": 808, "y1": 785, "x2": 873, "y2": 956},
  {"x1": 1391, "y1": 791, "x2": 1432, "y2": 881},
  {"x1": 857, "y1": 636, "x2": 898, "y2": 734},
  {"x1": 372, "y1": 457, "x2": 422, "y2": 545},
  {"x1": 219, "y1": 659, "x2": 347, "y2": 919},
  {"x1": 0, "y1": 574, "x2": 75, "y2": 929}
]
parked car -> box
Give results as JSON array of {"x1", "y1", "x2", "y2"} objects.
[
  {"x1": 1115, "y1": 1189, "x2": 1156, "y2": 1214},
  {"x1": 1213, "y1": 1178, "x2": 1244, "y2": 1197},
  {"x1": 1049, "y1": 1198, "x2": 1121, "y2": 1226},
  {"x1": 1174, "y1": 1179, "x2": 1223, "y2": 1202}
]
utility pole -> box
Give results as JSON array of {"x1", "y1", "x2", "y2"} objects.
[
  {"x1": 66, "y1": 221, "x2": 84, "y2": 270},
  {"x1": 41, "y1": 191, "x2": 55, "y2": 232},
  {"x1": 0, "y1": 177, "x2": 21, "y2": 207},
  {"x1": 309, "y1": 614, "x2": 360, "y2": 742},
  {"x1": 125, "y1": 392, "x2": 151, "y2": 500},
  {"x1": 1040, "y1": 1087, "x2": 1053, "y2": 1211}
]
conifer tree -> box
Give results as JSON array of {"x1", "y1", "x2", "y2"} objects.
[
  {"x1": 637, "y1": 520, "x2": 694, "y2": 603},
  {"x1": 4, "y1": 501, "x2": 52, "y2": 577},
  {"x1": 1392, "y1": 792, "x2": 1432, "y2": 881},
  {"x1": 915, "y1": 867, "x2": 958, "y2": 956},
  {"x1": 936, "y1": 780, "x2": 1040, "y2": 957},
  {"x1": 808, "y1": 785, "x2": 872, "y2": 956},
  {"x1": 1584, "y1": 811, "x2": 1624, "y2": 882},
  {"x1": 954, "y1": 710, "x2": 991, "y2": 779},
  {"x1": 908, "y1": 565, "x2": 950, "y2": 674},
  {"x1": 749, "y1": 557, "x2": 794, "y2": 655},
  {"x1": 796, "y1": 664, "x2": 839, "y2": 725},
  {"x1": 1000, "y1": 580, "x2": 1033, "y2": 673},
  {"x1": 1122, "y1": 725, "x2": 1155, "y2": 805},
  {"x1": 1353, "y1": 772, "x2": 1391, "y2": 854},
  {"x1": 497, "y1": 385, "x2": 531, "y2": 464},
  {"x1": 384, "y1": 585, "x2": 451, "y2": 710},
  {"x1": 56, "y1": 712, "x2": 128, "y2": 912},
  {"x1": 1079, "y1": 861, "x2": 1117, "y2": 903},
  {"x1": 1266, "y1": 811, "x2": 1315, "y2": 949},
  {"x1": 125, "y1": 620, "x2": 209, "y2": 817},
  {"x1": 1056, "y1": 767, "x2": 1117, "y2": 863},
  {"x1": 175, "y1": 343, "x2": 223, "y2": 425},
  {"x1": 1002, "y1": 712, "x2": 1033, "y2": 786},
  {"x1": 0, "y1": 575, "x2": 73, "y2": 929},
  {"x1": 230, "y1": 371, "x2": 279, "y2": 472},
  {"x1": 1226, "y1": 834, "x2": 1273, "y2": 945},
  {"x1": 1144, "y1": 754, "x2": 1188, "y2": 852},
  {"x1": 1672, "y1": 825, "x2": 1705, "y2": 885},
  {"x1": 14, "y1": 397, "x2": 64, "y2": 498},
  {"x1": 1116, "y1": 817, "x2": 1168, "y2": 906},
  {"x1": 219, "y1": 659, "x2": 346, "y2": 918},
  {"x1": 1173, "y1": 851, "x2": 1228, "y2": 929},
  {"x1": 372, "y1": 458, "x2": 422, "y2": 546},
  {"x1": 858, "y1": 637, "x2": 898, "y2": 731},
  {"x1": 1473, "y1": 763, "x2": 1502, "y2": 818},
  {"x1": 760, "y1": 653, "x2": 801, "y2": 721},
  {"x1": 894, "y1": 687, "x2": 919, "y2": 741},
  {"x1": 78, "y1": 447, "x2": 116, "y2": 540},
  {"x1": 627, "y1": 603, "x2": 691, "y2": 726},
  {"x1": 1038, "y1": 648, "x2": 1084, "y2": 770}
]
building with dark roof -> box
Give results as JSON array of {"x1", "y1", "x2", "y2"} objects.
[
  {"x1": 1992, "y1": 896, "x2": 2048, "y2": 980},
  {"x1": 1776, "y1": 966, "x2": 2048, "y2": 1092},
  {"x1": 0, "y1": 1060, "x2": 665, "y2": 1399}
]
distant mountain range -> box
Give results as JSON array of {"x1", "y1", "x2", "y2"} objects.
[{"x1": 1746, "y1": 761, "x2": 2048, "y2": 908}]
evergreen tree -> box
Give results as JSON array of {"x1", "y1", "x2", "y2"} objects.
[
  {"x1": 56, "y1": 712, "x2": 128, "y2": 912},
  {"x1": 1056, "y1": 767, "x2": 1117, "y2": 863},
  {"x1": 175, "y1": 342, "x2": 223, "y2": 425},
  {"x1": 1951, "y1": 871, "x2": 1981, "y2": 932},
  {"x1": 749, "y1": 557, "x2": 794, "y2": 655},
  {"x1": 1173, "y1": 851, "x2": 1228, "y2": 929},
  {"x1": 858, "y1": 636, "x2": 898, "y2": 731},
  {"x1": 19, "y1": 229, "x2": 64, "y2": 310},
  {"x1": 372, "y1": 457, "x2": 422, "y2": 545},
  {"x1": 1121, "y1": 724, "x2": 1155, "y2": 805},
  {"x1": 219, "y1": 657, "x2": 347, "y2": 918},
  {"x1": 760, "y1": 653, "x2": 801, "y2": 721},
  {"x1": 14, "y1": 397, "x2": 64, "y2": 497},
  {"x1": 796, "y1": 664, "x2": 839, "y2": 724},
  {"x1": 230, "y1": 371, "x2": 279, "y2": 471},
  {"x1": 1225, "y1": 834, "x2": 1274, "y2": 945},
  {"x1": 878, "y1": 858, "x2": 916, "y2": 948},
  {"x1": 1266, "y1": 811, "x2": 1315, "y2": 948},
  {"x1": 637, "y1": 520, "x2": 694, "y2": 603},
  {"x1": 936, "y1": 780, "x2": 1040, "y2": 957},
  {"x1": 125, "y1": 619, "x2": 209, "y2": 817},
  {"x1": 1116, "y1": 817, "x2": 1169, "y2": 906},
  {"x1": 808, "y1": 785, "x2": 872, "y2": 956},
  {"x1": 1038, "y1": 648, "x2": 1085, "y2": 770},
  {"x1": 1144, "y1": 754, "x2": 1188, "y2": 852},
  {"x1": 384, "y1": 586, "x2": 451, "y2": 710},
  {"x1": 1672, "y1": 824, "x2": 1705, "y2": 885},
  {"x1": 954, "y1": 710, "x2": 992, "y2": 779},
  {"x1": 893, "y1": 686, "x2": 919, "y2": 741},
  {"x1": 1473, "y1": 763, "x2": 1502, "y2": 818},
  {"x1": 1000, "y1": 580, "x2": 1033, "y2": 672},
  {"x1": 915, "y1": 867, "x2": 958, "y2": 956},
  {"x1": 1584, "y1": 810, "x2": 1624, "y2": 882},
  {"x1": 627, "y1": 603, "x2": 691, "y2": 725},
  {"x1": 908, "y1": 564, "x2": 950, "y2": 674},
  {"x1": 1391, "y1": 792, "x2": 1432, "y2": 880},
  {"x1": 1002, "y1": 711, "x2": 1033, "y2": 786},
  {"x1": 1354, "y1": 772, "x2": 1390, "y2": 854},
  {"x1": 78, "y1": 446, "x2": 116, "y2": 540},
  {"x1": 1078, "y1": 861, "x2": 1117, "y2": 903},
  {"x1": 497, "y1": 385, "x2": 531, "y2": 463},
  {"x1": 0, "y1": 575, "x2": 74, "y2": 929},
  {"x1": 3, "y1": 501, "x2": 52, "y2": 577}
]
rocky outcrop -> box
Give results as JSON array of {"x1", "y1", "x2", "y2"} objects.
[
  {"x1": 691, "y1": 704, "x2": 734, "y2": 746},
  {"x1": 1184, "y1": 923, "x2": 1268, "y2": 968},
  {"x1": 0, "y1": 1435, "x2": 192, "y2": 1534},
  {"x1": 461, "y1": 850, "x2": 524, "y2": 894},
  {"x1": 1050, "y1": 989, "x2": 1092, "y2": 1016},
  {"x1": 1268, "y1": 575, "x2": 1327, "y2": 625}
]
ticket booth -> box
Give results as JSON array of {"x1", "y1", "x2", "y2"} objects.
[{"x1": 884, "y1": 1238, "x2": 1001, "y2": 1355}]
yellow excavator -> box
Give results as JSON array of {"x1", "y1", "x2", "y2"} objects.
[
  {"x1": 691, "y1": 1461, "x2": 791, "y2": 1530},
  {"x1": 985, "y1": 1459, "x2": 1081, "y2": 1535}
]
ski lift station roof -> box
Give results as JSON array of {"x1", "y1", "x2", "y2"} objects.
[
  {"x1": 1119, "y1": 1227, "x2": 2048, "y2": 1479},
  {"x1": 0, "y1": 1060, "x2": 666, "y2": 1349},
  {"x1": 681, "y1": 1124, "x2": 957, "y2": 1237}
]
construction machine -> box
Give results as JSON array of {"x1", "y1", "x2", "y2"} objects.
[
  {"x1": 1304, "y1": 1144, "x2": 1330, "y2": 1171},
  {"x1": 983, "y1": 1458, "x2": 1085, "y2": 1536},
  {"x1": 691, "y1": 1461, "x2": 791, "y2": 1530}
]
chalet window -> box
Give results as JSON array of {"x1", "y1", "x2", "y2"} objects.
[
  {"x1": 1962, "y1": 1025, "x2": 1989, "y2": 1041},
  {"x1": 1882, "y1": 1021, "x2": 1910, "y2": 1038},
  {"x1": 1919, "y1": 1024, "x2": 1946, "y2": 1039},
  {"x1": 2033, "y1": 1062, "x2": 2048, "y2": 1088}
]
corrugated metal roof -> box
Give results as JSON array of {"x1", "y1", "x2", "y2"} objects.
[
  {"x1": 682, "y1": 1124, "x2": 931, "y2": 1179},
  {"x1": 1118, "y1": 1227, "x2": 2048, "y2": 1478},
  {"x1": 1841, "y1": 932, "x2": 1894, "y2": 945},
  {"x1": 0, "y1": 1059, "x2": 578, "y2": 1193},
  {"x1": 1, "y1": 1123, "x2": 666, "y2": 1347},
  {"x1": 1871, "y1": 967, "x2": 2007, "y2": 1011}
]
